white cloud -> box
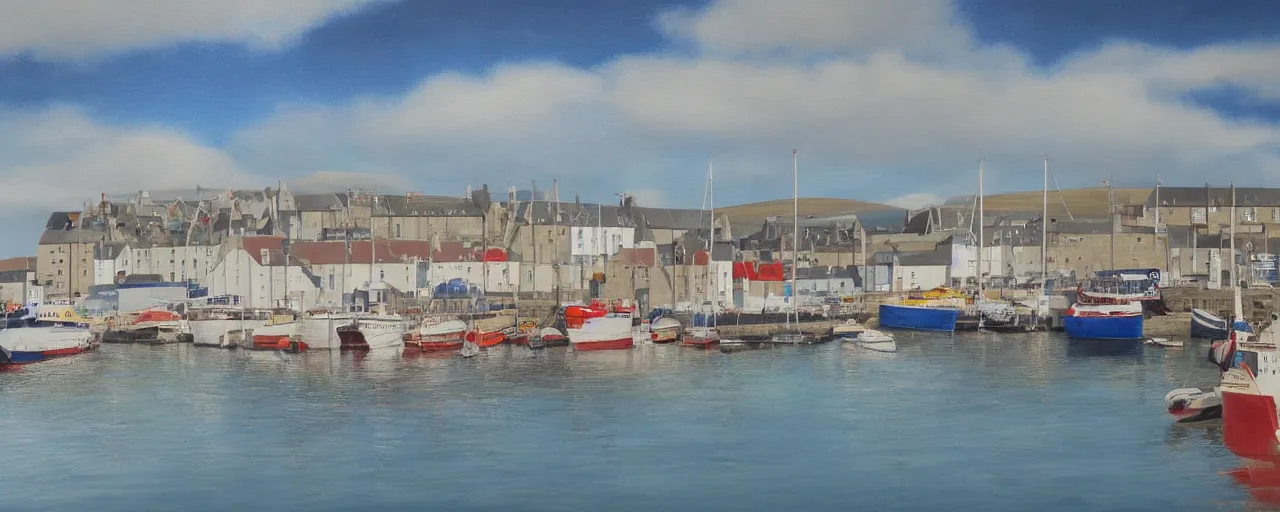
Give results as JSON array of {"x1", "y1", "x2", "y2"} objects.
[
  {"x1": 287, "y1": 171, "x2": 412, "y2": 195},
  {"x1": 0, "y1": 106, "x2": 262, "y2": 211},
  {"x1": 229, "y1": 0, "x2": 1280, "y2": 209},
  {"x1": 11, "y1": 0, "x2": 1280, "y2": 229},
  {"x1": 656, "y1": 0, "x2": 972, "y2": 58},
  {"x1": 885, "y1": 193, "x2": 945, "y2": 210},
  {"x1": 0, "y1": 0, "x2": 384, "y2": 60}
]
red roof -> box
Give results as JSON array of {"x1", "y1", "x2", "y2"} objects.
[
  {"x1": 239, "y1": 237, "x2": 498, "y2": 265},
  {"x1": 612, "y1": 247, "x2": 656, "y2": 267}
]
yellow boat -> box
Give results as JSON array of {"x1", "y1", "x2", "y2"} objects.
[{"x1": 898, "y1": 287, "x2": 971, "y2": 307}]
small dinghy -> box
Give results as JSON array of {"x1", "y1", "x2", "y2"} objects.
[
  {"x1": 831, "y1": 319, "x2": 866, "y2": 338},
  {"x1": 1145, "y1": 337, "x2": 1183, "y2": 348},
  {"x1": 852, "y1": 330, "x2": 896, "y2": 353},
  {"x1": 1165, "y1": 387, "x2": 1222, "y2": 423},
  {"x1": 459, "y1": 340, "x2": 480, "y2": 358}
]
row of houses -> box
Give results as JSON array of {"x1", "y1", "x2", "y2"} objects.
[{"x1": 30, "y1": 184, "x2": 1280, "y2": 309}]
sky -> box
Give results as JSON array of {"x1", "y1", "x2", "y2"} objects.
[{"x1": 2, "y1": 0, "x2": 1279, "y2": 255}]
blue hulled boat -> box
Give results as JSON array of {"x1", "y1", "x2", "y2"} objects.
[
  {"x1": 1190, "y1": 308, "x2": 1232, "y2": 339},
  {"x1": 1063, "y1": 298, "x2": 1145, "y2": 340},
  {"x1": 878, "y1": 304, "x2": 960, "y2": 332}
]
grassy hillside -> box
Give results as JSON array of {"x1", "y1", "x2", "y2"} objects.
[
  {"x1": 719, "y1": 197, "x2": 896, "y2": 234},
  {"x1": 976, "y1": 187, "x2": 1151, "y2": 218}
]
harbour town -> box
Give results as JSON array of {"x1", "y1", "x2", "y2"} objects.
[{"x1": 7, "y1": 169, "x2": 1280, "y2": 508}]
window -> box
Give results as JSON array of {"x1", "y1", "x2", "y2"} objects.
[
  {"x1": 1137, "y1": 237, "x2": 1142, "y2": 243},
  {"x1": 1244, "y1": 208, "x2": 1258, "y2": 222},
  {"x1": 1191, "y1": 207, "x2": 1206, "y2": 224},
  {"x1": 57, "y1": 270, "x2": 62, "y2": 276},
  {"x1": 170, "y1": 273, "x2": 175, "y2": 281},
  {"x1": 329, "y1": 273, "x2": 335, "y2": 290}
]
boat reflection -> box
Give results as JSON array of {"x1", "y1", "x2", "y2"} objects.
[
  {"x1": 1065, "y1": 339, "x2": 1143, "y2": 358},
  {"x1": 1226, "y1": 461, "x2": 1280, "y2": 507}
]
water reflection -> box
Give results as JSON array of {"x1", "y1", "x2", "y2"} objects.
[{"x1": 0, "y1": 333, "x2": 1260, "y2": 510}]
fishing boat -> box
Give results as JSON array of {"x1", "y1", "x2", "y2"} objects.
[
  {"x1": 650, "y1": 316, "x2": 681, "y2": 344},
  {"x1": 0, "y1": 303, "x2": 97, "y2": 366},
  {"x1": 878, "y1": 302, "x2": 962, "y2": 332},
  {"x1": 852, "y1": 330, "x2": 896, "y2": 352},
  {"x1": 188, "y1": 305, "x2": 270, "y2": 348},
  {"x1": 682, "y1": 326, "x2": 721, "y2": 349},
  {"x1": 566, "y1": 302, "x2": 634, "y2": 351},
  {"x1": 296, "y1": 310, "x2": 352, "y2": 350},
  {"x1": 336, "y1": 313, "x2": 405, "y2": 351},
  {"x1": 1062, "y1": 288, "x2": 1144, "y2": 340},
  {"x1": 1218, "y1": 320, "x2": 1280, "y2": 461},
  {"x1": 1192, "y1": 308, "x2": 1232, "y2": 339}
]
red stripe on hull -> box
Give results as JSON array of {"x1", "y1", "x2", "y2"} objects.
[
  {"x1": 572, "y1": 337, "x2": 634, "y2": 351},
  {"x1": 251, "y1": 335, "x2": 306, "y2": 351},
  {"x1": 41, "y1": 346, "x2": 88, "y2": 357},
  {"x1": 415, "y1": 341, "x2": 463, "y2": 352},
  {"x1": 1223, "y1": 390, "x2": 1280, "y2": 462},
  {"x1": 681, "y1": 337, "x2": 719, "y2": 349},
  {"x1": 507, "y1": 334, "x2": 530, "y2": 346}
]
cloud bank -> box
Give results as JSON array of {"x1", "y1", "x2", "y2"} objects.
[
  {"x1": 0, "y1": 0, "x2": 384, "y2": 60},
  {"x1": 3, "y1": 0, "x2": 1280, "y2": 233}
]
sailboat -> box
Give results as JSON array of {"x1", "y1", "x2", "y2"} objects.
[
  {"x1": 683, "y1": 159, "x2": 722, "y2": 350},
  {"x1": 770, "y1": 149, "x2": 818, "y2": 345},
  {"x1": 971, "y1": 158, "x2": 1020, "y2": 331}
]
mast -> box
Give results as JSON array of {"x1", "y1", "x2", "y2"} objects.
[
  {"x1": 1231, "y1": 182, "x2": 1237, "y2": 289},
  {"x1": 791, "y1": 149, "x2": 799, "y2": 325},
  {"x1": 708, "y1": 158, "x2": 716, "y2": 326},
  {"x1": 370, "y1": 190, "x2": 378, "y2": 310},
  {"x1": 1105, "y1": 177, "x2": 1115, "y2": 270},
  {"x1": 1041, "y1": 156, "x2": 1048, "y2": 282},
  {"x1": 977, "y1": 158, "x2": 984, "y2": 301}
]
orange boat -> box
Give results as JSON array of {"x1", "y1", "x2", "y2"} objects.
[{"x1": 465, "y1": 329, "x2": 506, "y2": 348}]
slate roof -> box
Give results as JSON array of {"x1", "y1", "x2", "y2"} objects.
[
  {"x1": 291, "y1": 193, "x2": 347, "y2": 212},
  {"x1": 1148, "y1": 187, "x2": 1280, "y2": 208},
  {"x1": 93, "y1": 242, "x2": 129, "y2": 260},
  {"x1": 39, "y1": 228, "x2": 107, "y2": 245},
  {"x1": 871, "y1": 248, "x2": 951, "y2": 266},
  {"x1": 375, "y1": 195, "x2": 482, "y2": 217}
]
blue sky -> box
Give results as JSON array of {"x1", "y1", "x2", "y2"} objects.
[{"x1": 2, "y1": 0, "x2": 1279, "y2": 255}]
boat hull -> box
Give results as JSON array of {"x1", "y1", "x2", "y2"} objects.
[
  {"x1": 191, "y1": 319, "x2": 267, "y2": 347},
  {"x1": 465, "y1": 330, "x2": 506, "y2": 348},
  {"x1": 1063, "y1": 314, "x2": 1143, "y2": 340},
  {"x1": 1222, "y1": 388, "x2": 1280, "y2": 462},
  {"x1": 1191, "y1": 309, "x2": 1229, "y2": 339},
  {"x1": 877, "y1": 304, "x2": 958, "y2": 332},
  {"x1": 0, "y1": 327, "x2": 95, "y2": 365},
  {"x1": 572, "y1": 337, "x2": 634, "y2": 351},
  {"x1": 569, "y1": 315, "x2": 634, "y2": 351},
  {"x1": 296, "y1": 316, "x2": 350, "y2": 350}
]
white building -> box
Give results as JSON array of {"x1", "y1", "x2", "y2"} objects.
[
  {"x1": 93, "y1": 243, "x2": 132, "y2": 285},
  {"x1": 570, "y1": 226, "x2": 635, "y2": 263}
]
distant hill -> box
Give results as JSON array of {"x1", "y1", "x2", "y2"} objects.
[
  {"x1": 947, "y1": 187, "x2": 1152, "y2": 218},
  {"x1": 719, "y1": 197, "x2": 898, "y2": 235}
]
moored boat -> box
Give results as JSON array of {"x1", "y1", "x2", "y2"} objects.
[
  {"x1": 250, "y1": 314, "x2": 298, "y2": 350},
  {"x1": 681, "y1": 326, "x2": 720, "y2": 349},
  {"x1": 1165, "y1": 387, "x2": 1223, "y2": 423},
  {"x1": 188, "y1": 306, "x2": 270, "y2": 348},
  {"x1": 851, "y1": 330, "x2": 896, "y2": 352},
  {"x1": 0, "y1": 303, "x2": 97, "y2": 366},
  {"x1": 407, "y1": 319, "x2": 468, "y2": 352},
  {"x1": 337, "y1": 314, "x2": 406, "y2": 351},
  {"x1": 1062, "y1": 290, "x2": 1144, "y2": 340},
  {"x1": 650, "y1": 317, "x2": 681, "y2": 344},
  {"x1": 537, "y1": 327, "x2": 569, "y2": 347},
  {"x1": 465, "y1": 328, "x2": 507, "y2": 348},
  {"x1": 878, "y1": 303, "x2": 960, "y2": 332},
  {"x1": 296, "y1": 311, "x2": 352, "y2": 350},
  {"x1": 1192, "y1": 308, "x2": 1232, "y2": 340},
  {"x1": 831, "y1": 318, "x2": 866, "y2": 338},
  {"x1": 566, "y1": 302, "x2": 634, "y2": 351}
]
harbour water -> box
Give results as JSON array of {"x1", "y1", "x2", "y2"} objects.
[{"x1": 0, "y1": 332, "x2": 1257, "y2": 511}]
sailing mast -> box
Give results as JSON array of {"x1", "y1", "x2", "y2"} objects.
[
  {"x1": 1231, "y1": 182, "x2": 1237, "y2": 289},
  {"x1": 705, "y1": 158, "x2": 715, "y2": 326},
  {"x1": 791, "y1": 149, "x2": 799, "y2": 327},
  {"x1": 1041, "y1": 156, "x2": 1048, "y2": 282},
  {"x1": 977, "y1": 158, "x2": 984, "y2": 302}
]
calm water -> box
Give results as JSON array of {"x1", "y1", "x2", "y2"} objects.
[{"x1": 0, "y1": 332, "x2": 1260, "y2": 511}]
